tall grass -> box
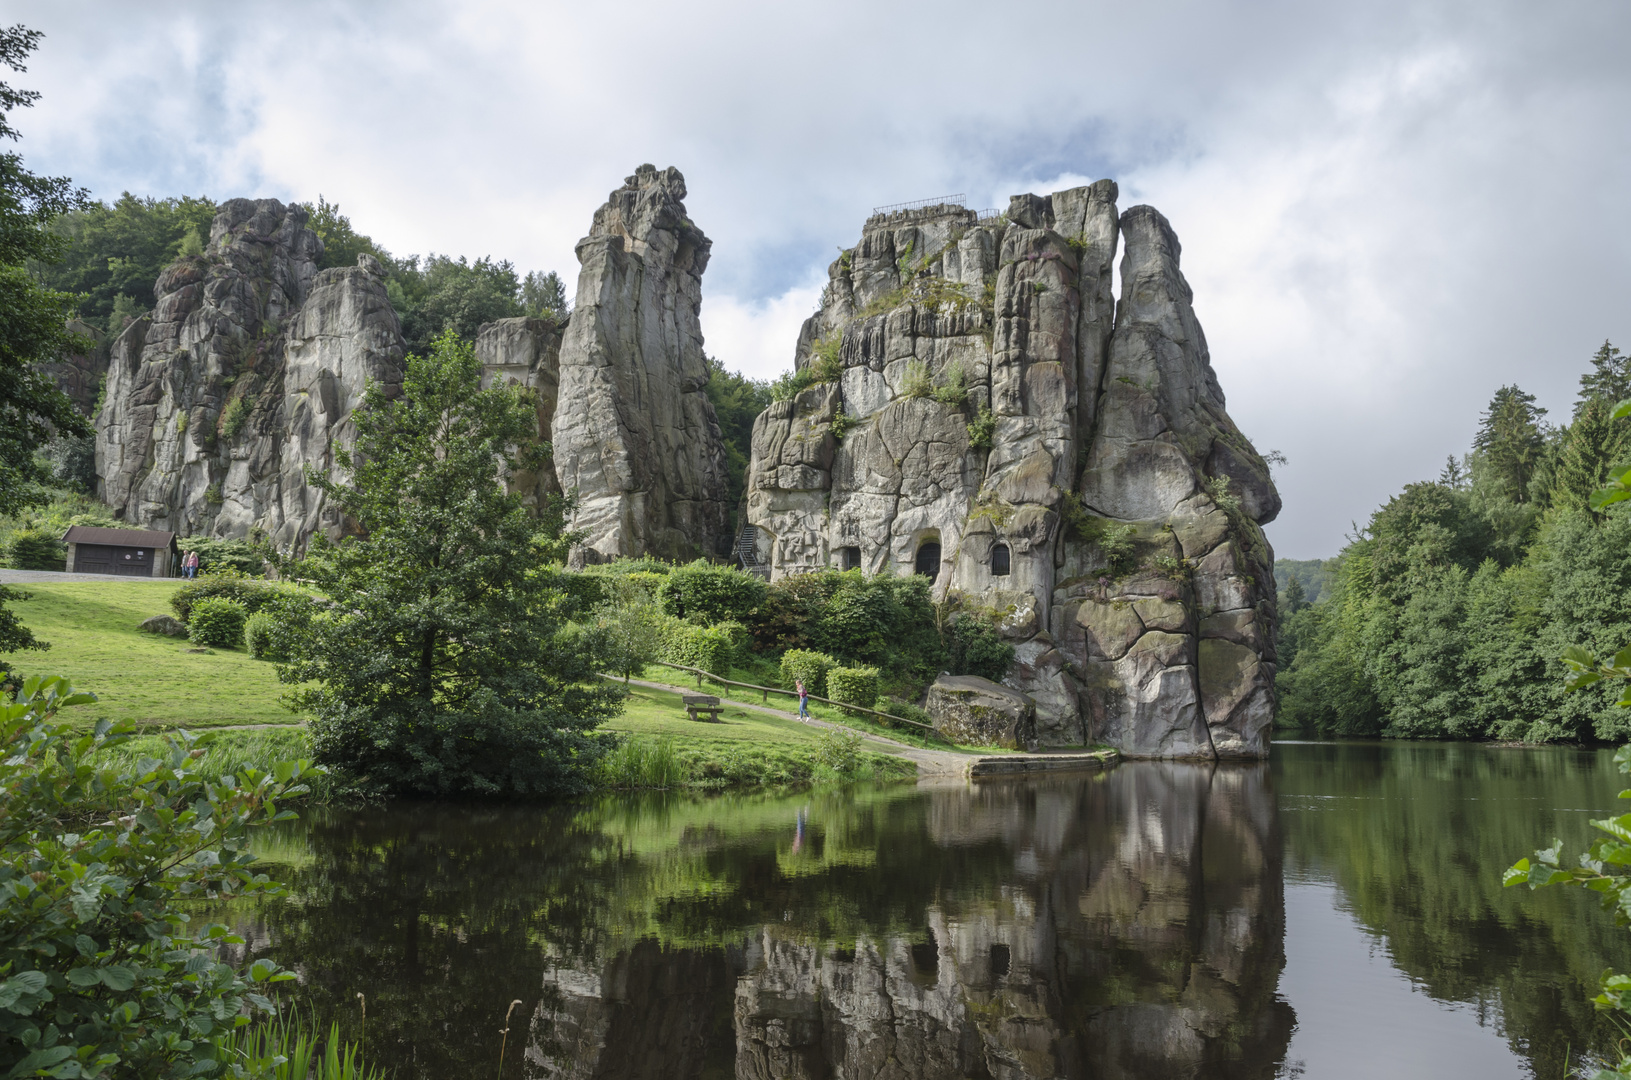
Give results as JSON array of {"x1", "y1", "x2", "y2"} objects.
[
  {"x1": 90, "y1": 728, "x2": 333, "y2": 799},
  {"x1": 218, "y1": 1013, "x2": 383, "y2": 1080},
  {"x1": 596, "y1": 735, "x2": 689, "y2": 789}
]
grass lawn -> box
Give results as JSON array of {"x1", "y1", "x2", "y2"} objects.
[
  {"x1": 7, "y1": 579, "x2": 303, "y2": 729},
  {"x1": 604, "y1": 681, "x2": 916, "y2": 785}
]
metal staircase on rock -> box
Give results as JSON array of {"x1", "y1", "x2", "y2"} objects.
[{"x1": 734, "y1": 522, "x2": 769, "y2": 578}]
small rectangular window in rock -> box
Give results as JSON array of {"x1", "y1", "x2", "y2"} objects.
[
  {"x1": 991, "y1": 543, "x2": 1011, "y2": 576},
  {"x1": 840, "y1": 545, "x2": 861, "y2": 571}
]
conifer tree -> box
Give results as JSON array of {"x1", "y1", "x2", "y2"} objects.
[{"x1": 1473, "y1": 385, "x2": 1548, "y2": 503}]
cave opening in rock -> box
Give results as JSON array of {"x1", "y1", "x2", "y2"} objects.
[
  {"x1": 989, "y1": 942, "x2": 1010, "y2": 979},
  {"x1": 839, "y1": 545, "x2": 861, "y2": 570},
  {"x1": 914, "y1": 541, "x2": 941, "y2": 580},
  {"x1": 991, "y1": 543, "x2": 1010, "y2": 576}
]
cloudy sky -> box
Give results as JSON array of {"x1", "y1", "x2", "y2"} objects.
[{"x1": 11, "y1": 0, "x2": 1630, "y2": 557}]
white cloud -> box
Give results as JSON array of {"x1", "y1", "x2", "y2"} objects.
[
  {"x1": 701, "y1": 282, "x2": 825, "y2": 383},
  {"x1": 10, "y1": 0, "x2": 1631, "y2": 556}
]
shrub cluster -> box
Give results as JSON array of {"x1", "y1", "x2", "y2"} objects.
[
  {"x1": 780, "y1": 649, "x2": 833, "y2": 696},
  {"x1": 826, "y1": 666, "x2": 880, "y2": 712},
  {"x1": 7, "y1": 530, "x2": 64, "y2": 571},
  {"x1": 176, "y1": 536, "x2": 266, "y2": 576},
  {"x1": 188, "y1": 597, "x2": 248, "y2": 649},
  {"x1": 169, "y1": 574, "x2": 288, "y2": 621},
  {"x1": 659, "y1": 619, "x2": 736, "y2": 676},
  {"x1": 657, "y1": 560, "x2": 766, "y2": 624}
]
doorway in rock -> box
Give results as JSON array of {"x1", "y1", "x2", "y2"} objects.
[
  {"x1": 914, "y1": 541, "x2": 941, "y2": 580},
  {"x1": 991, "y1": 543, "x2": 1011, "y2": 576},
  {"x1": 839, "y1": 545, "x2": 861, "y2": 571}
]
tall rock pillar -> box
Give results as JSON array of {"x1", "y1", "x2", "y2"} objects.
[{"x1": 550, "y1": 165, "x2": 731, "y2": 561}]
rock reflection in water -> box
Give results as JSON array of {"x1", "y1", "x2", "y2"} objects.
[{"x1": 529, "y1": 763, "x2": 1291, "y2": 1079}]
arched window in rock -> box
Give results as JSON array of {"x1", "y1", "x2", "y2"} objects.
[
  {"x1": 915, "y1": 541, "x2": 941, "y2": 580},
  {"x1": 839, "y1": 546, "x2": 861, "y2": 571},
  {"x1": 991, "y1": 543, "x2": 1011, "y2": 576}
]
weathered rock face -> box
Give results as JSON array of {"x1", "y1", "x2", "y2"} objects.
[
  {"x1": 549, "y1": 165, "x2": 732, "y2": 561},
  {"x1": 94, "y1": 199, "x2": 405, "y2": 551},
  {"x1": 924, "y1": 674, "x2": 1037, "y2": 749},
  {"x1": 747, "y1": 186, "x2": 1279, "y2": 758},
  {"x1": 94, "y1": 172, "x2": 732, "y2": 561}
]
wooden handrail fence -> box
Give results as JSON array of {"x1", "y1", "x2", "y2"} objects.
[{"x1": 650, "y1": 661, "x2": 936, "y2": 732}]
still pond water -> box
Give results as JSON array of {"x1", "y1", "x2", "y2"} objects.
[{"x1": 234, "y1": 742, "x2": 1631, "y2": 1078}]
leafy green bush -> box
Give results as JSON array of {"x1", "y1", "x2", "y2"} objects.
[
  {"x1": 900, "y1": 359, "x2": 933, "y2": 399},
  {"x1": 656, "y1": 559, "x2": 767, "y2": 625},
  {"x1": 931, "y1": 360, "x2": 968, "y2": 406},
  {"x1": 713, "y1": 619, "x2": 753, "y2": 664},
  {"x1": 814, "y1": 727, "x2": 864, "y2": 772},
  {"x1": 169, "y1": 574, "x2": 285, "y2": 621},
  {"x1": 660, "y1": 619, "x2": 735, "y2": 676},
  {"x1": 243, "y1": 611, "x2": 279, "y2": 659},
  {"x1": 220, "y1": 395, "x2": 253, "y2": 440},
  {"x1": 826, "y1": 666, "x2": 880, "y2": 712},
  {"x1": 188, "y1": 596, "x2": 248, "y2": 649},
  {"x1": 966, "y1": 406, "x2": 996, "y2": 450},
  {"x1": 780, "y1": 649, "x2": 833, "y2": 696},
  {"x1": 7, "y1": 530, "x2": 64, "y2": 571},
  {"x1": 0, "y1": 675, "x2": 314, "y2": 1079},
  {"x1": 946, "y1": 615, "x2": 1015, "y2": 682}
]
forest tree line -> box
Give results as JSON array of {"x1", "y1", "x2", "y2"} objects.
[{"x1": 1277, "y1": 341, "x2": 1631, "y2": 742}]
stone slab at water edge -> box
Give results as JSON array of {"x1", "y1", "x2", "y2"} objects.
[{"x1": 745, "y1": 185, "x2": 1280, "y2": 759}]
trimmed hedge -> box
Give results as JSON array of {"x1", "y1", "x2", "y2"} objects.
[
  {"x1": 188, "y1": 597, "x2": 247, "y2": 649},
  {"x1": 657, "y1": 560, "x2": 767, "y2": 625},
  {"x1": 660, "y1": 619, "x2": 735, "y2": 676},
  {"x1": 780, "y1": 649, "x2": 834, "y2": 697},
  {"x1": 826, "y1": 666, "x2": 880, "y2": 712}
]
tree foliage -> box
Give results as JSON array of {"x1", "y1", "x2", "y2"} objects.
[
  {"x1": 703, "y1": 356, "x2": 772, "y2": 509},
  {"x1": 35, "y1": 194, "x2": 217, "y2": 331},
  {"x1": 0, "y1": 675, "x2": 312, "y2": 1079},
  {"x1": 278, "y1": 331, "x2": 623, "y2": 797},
  {"x1": 1278, "y1": 342, "x2": 1631, "y2": 742}
]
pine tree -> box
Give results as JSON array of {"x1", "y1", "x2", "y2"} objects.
[
  {"x1": 1576, "y1": 340, "x2": 1631, "y2": 416},
  {"x1": 1473, "y1": 385, "x2": 1548, "y2": 503}
]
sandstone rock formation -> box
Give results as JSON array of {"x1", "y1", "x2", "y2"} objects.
[
  {"x1": 746, "y1": 186, "x2": 1279, "y2": 759},
  {"x1": 474, "y1": 167, "x2": 732, "y2": 562},
  {"x1": 92, "y1": 169, "x2": 732, "y2": 561},
  {"x1": 924, "y1": 674, "x2": 1037, "y2": 749},
  {"x1": 94, "y1": 198, "x2": 404, "y2": 551}
]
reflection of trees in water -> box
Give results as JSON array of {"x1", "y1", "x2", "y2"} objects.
[
  {"x1": 534, "y1": 764, "x2": 1292, "y2": 1079},
  {"x1": 1274, "y1": 743, "x2": 1631, "y2": 1076}
]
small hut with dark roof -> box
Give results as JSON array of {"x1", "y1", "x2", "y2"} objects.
[{"x1": 61, "y1": 526, "x2": 179, "y2": 578}]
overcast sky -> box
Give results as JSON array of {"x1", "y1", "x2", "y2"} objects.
[{"x1": 11, "y1": 0, "x2": 1630, "y2": 557}]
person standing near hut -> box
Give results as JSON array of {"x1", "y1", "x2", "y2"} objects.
[{"x1": 183, "y1": 549, "x2": 198, "y2": 579}]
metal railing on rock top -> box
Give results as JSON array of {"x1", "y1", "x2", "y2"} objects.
[
  {"x1": 647, "y1": 660, "x2": 937, "y2": 732},
  {"x1": 870, "y1": 194, "x2": 966, "y2": 217}
]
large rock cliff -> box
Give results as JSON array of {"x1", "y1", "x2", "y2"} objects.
[
  {"x1": 746, "y1": 187, "x2": 1279, "y2": 758},
  {"x1": 92, "y1": 170, "x2": 732, "y2": 560},
  {"x1": 94, "y1": 198, "x2": 405, "y2": 550}
]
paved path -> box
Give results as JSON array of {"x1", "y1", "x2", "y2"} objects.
[{"x1": 0, "y1": 569, "x2": 177, "y2": 584}]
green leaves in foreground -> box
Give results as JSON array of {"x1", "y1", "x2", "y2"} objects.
[{"x1": 0, "y1": 674, "x2": 315, "y2": 1078}]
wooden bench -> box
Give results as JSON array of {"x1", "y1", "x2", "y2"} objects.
[{"x1": 682, "y1": 694, "x2": 723, "y2": 723}]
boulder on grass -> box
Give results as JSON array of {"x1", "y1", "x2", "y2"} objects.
[
  {"x1": 925, "y1": 675, "x2": 1038, "y2": 751},
  {"x1": 139, "y1": 614, "x2": 187, "y2": 638}
]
